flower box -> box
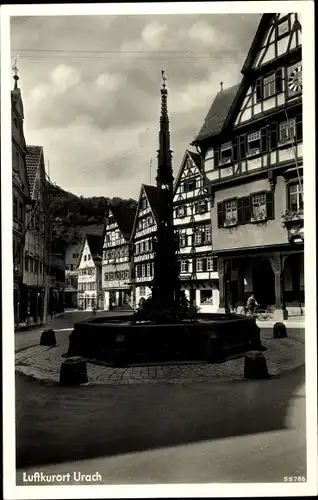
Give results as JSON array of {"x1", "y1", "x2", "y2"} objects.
[
  {"x1": 281, "y1": 209, "x2": 304, "y2": 229},
  {"x1": 224, "y1": 217, "x2": 237, "y2": 227}
]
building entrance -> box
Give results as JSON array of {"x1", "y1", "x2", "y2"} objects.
[{"x1": 252, "y1": 258, "x2": 275, "y2": 308}]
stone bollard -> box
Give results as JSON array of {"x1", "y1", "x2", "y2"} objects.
[
  {"x1": 60, "y1": 357, "x2": 88, "y2": 385},
  {"x1": 40, "y1": 329, "x2": 56, "y2": 346},
  {"x1": 244, "y1": 351, "x2": 269, "y2": 379},
  {"x1": 273, "y1": 322, "x2": 287, "y2": 339}
]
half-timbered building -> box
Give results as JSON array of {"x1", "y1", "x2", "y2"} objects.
[
  {"x1": 77, "y1": 233, "x2": 103, "y2": 310},
  {"x1": 130, "y1": 184, "x2": 161, "y2": 308},
  {"x1": 173, "y1": 150, "x2": 219, "y2": 312},
  {"x1": 192, "y1": 13, "x2": 303, "y2": 319},
  {"x1": 101, "y1": 205, "x2": 135, "y2": 310}
]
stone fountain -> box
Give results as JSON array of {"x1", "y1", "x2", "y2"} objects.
[{"x1": 67, "y1": 72, "x2": 263, "y2": 367}]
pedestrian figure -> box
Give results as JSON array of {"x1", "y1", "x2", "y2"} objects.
[{"x1": 246, "y1": 293, "x2": 259, "y2": 317}]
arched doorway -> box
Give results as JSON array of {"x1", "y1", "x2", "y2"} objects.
[{"x1": 252, "y1": 258, "x2": 275, "y2": 308}]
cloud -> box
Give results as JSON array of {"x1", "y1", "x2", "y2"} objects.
[
  {"x1": 11, "y1": 14, "x2": 262, "y2": 199},
  {"x1": 50, "y1": 64, "x2": 81, "y2": 93}
]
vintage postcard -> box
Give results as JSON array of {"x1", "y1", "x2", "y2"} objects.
[{"x1": 1, "y1": 1, "x2": 317, "y2": 498}]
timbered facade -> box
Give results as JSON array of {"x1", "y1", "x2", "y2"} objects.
[
  {"x1": 101, "y1": 205, "x2": 135, "y2": 310},
  {"x1": 173, "y1": 150, "x2": 219, "y2": 312},
  {"x1": 192, "y1": 13, "x2": 303, "y2": 319},
  {"x1": 77, "y1": 234, "x2": 102, "y2": 310},
  {"x1": 130, "y1": 184, "x2": 160, "y2": 307}
]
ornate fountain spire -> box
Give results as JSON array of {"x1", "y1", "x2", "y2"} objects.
[
  {"x1": 156, "y1": 70, "x2": 173, "y2": 190},
  {"x1": 12, "y1": 56, "x2": 20, "y2": 90}
]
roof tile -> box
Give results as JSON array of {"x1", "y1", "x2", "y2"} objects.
[{"x1": 25, "y1": 145, "x2": 43, "y2": 193}]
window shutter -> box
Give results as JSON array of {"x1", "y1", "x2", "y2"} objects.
[
  {"x1": 239, "y1": 135, "x2": 246, "y2": 159},
  {"x1": 295, "y1": 114, "x2": 302, "y2": 142},
  {"x1": 217, "y1": 202, "x2": 224, "y2": 228},
  {"x1": 270, "y1": 123, "x2": 278, "y2": 150},
  {"x1": 260, "y1": 127, "x2": 268, "y2": 153},
  {"x1": 275, "y1": 68, "x2": 283, "y2": 93},
  {"x1": 237, "y1": 197, "x2": 244, "y2": 224},
  {"x1": 214, "y1": 147, "x2": 219, "y2": 167},
  {"x1": 243, "y1": 196, "x2": 251, "y2": 222},
  {"x1": 266, "y1": 191, "x2": 274, "y2": 220},
  {"x1": 232, "y1": 137, "x2": 239, "y2": 161},
  {"x1": 256, "y1": 78, "x2": 263, "y2": 101}
]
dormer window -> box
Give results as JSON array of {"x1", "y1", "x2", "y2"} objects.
[
  {"x1": 247, "y1": 131, "x2": 261, "y2": 156},
  {"x1": 220, "y1": 141, "x2": 232, "y2": 164}
]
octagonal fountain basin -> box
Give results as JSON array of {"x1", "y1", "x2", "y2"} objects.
[{"x1": 67, "y1": 313, "x2": 264, "y2": 367}]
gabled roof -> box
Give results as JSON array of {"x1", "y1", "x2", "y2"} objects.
[
  {"x1": 109, "y1": 204, "x2": 136, "y2": 241},
  {"x1": 192, "y1": 83, "x2": 240, "y2": 144},
  {"x1": 86, "y1": 233, "x2": 103, "y2": 260},
  {"x1": 173, "y1": 149, "x2": 204, "y2": 196},
  {"x1": 143, "y1": 184, "x2": 162, "y2": 224},
  {"x1": 241, "y1": 14, "x2": 275, "y2": 74},
  {"x1": 25, "y1": 145, "x2": 43, "y2": 194},
  {"x1": 130, "y1": 184, "x2": 161, "y2": 241}
]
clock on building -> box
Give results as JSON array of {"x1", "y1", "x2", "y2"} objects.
[{"x1": 287, "y1": 64, "x2": 302, "y2": 96}]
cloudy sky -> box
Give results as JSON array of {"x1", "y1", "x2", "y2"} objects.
[{"x1": 10, "y1": 13, "x2": 261, "y2": 200}]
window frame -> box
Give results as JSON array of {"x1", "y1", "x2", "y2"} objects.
[
  {"x1": 279, "y1": 118, "x2": 296, "y2": 145},
  {"x1": 288, "y1": 181, "x2": 303, "y2": 212},
  {"x1": 219, "y1": 141, "x2": 232, "y2": 164},
  {"x1": 224, "y1": 198, "x2": 238, "y2": 226}
]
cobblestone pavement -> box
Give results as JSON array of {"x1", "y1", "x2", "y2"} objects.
[{"x1": 15, "y1": 328, "x2": 305, "y2": 385}]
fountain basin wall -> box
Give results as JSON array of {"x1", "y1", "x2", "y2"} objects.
[{"x1": 67, "y1": 313, "x2": 262, "y2": 365}]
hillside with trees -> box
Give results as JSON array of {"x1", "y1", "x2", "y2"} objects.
[{"x1": 47, "y1": 182, "x2": 137, "y2": 247}]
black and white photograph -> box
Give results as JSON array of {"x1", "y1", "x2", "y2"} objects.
[{"x1": 1, "y1": 2, "x2": 317, "y2": 498}]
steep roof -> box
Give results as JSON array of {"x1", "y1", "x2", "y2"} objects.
[
  {"x1": 25, "y1": 145, "x2": 43, "y2": 194},
  {"x1": 187, "y1": 150, "x2": 202, "y2": 172},
  {"x1": 85, "y1": 233, "x2": 103, "y2": 261},
  {"x1": 193, "y1": 83, "x2": 240, "y2": 143},
  {"x1": 110, "y1": 204, "x2": 136, "y2": 240},
  {"x1": 143, "y1": 184, "x2": 162, "y2": 224}
]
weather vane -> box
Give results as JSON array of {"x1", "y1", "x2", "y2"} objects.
[{"x1": 161, "y1": 70, "x2": 167, "y2": 88}]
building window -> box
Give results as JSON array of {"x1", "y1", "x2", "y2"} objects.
[
  {"x1": 146, "y1": 263, "x2": 151, "y2": 276},
  {"x1": 72, "y1": 253, "x2": 76, "y2": 258},
  {"x1": 220, "y1": 141, "x2": 232, "y2": 164},
  {"x1": 263, "y1": 73, "x2": 276, "y2": 99},
  {"x1": 279, "y1": 119, "x2": 296, "y2": 144},
  {"x1": 247, "y1": 131, "x2": 261, "y2": 156},
  {"x1": 139, "y1": 286, "x2": 146, "y2": 297},
  {"x1": 183, "y1": 178, "x2": 196, "y2": 193},
  {"x1": 196, "y1": 259, "x2": 207, "y2": 272},
  {"x1": 104, "y1": 273, "x2": 109, "y2": 281},
  {"x1": 181, "y1": 260, "x2": 189, "y2": 273},
  {"x1": 125, "y1": 270, "x2": 129, "y2": 279},
  {"x1": 288, "y1": 182, "x2": 303, "y2": 211},
  {"x1": 141, "y1": 265, "x2": 146, "y2": 278},
  {"x1": 107, "y1": 215, "x2": 115, "y2": 225},
  {"x1": 176, "y1": 205, "x2": 187, "y2": 218},
  {"x1": 207, "y1": 257, "x2": 215, "y2": 271},
  {"x1": 87, "y1": 254, "x2": 91, "y2": 260},
  {"x1": 144, "y1": 240, "x2": 149, "y2": 252},
  {"x1": 204, "y1": 225, "x2": 212, "y2": 244},
  {"x1": 251, "y1": 193, "x2": 267, "y2": 221},
  {"x1": 195, "y1": 199, "x2": 208, "y2": 214},
  {"x1": 194, "y1": 231, "x2": 202, "y2": 245},
  {"x1": 200, "y1": 289, "x2": 213, "y2": 305},
  {"x1": 109, "y1": 272, "x2": 114, "y2": 280},
  {"x1": 84, "y1": 255, "x2": 87, "y2": 261},
  {"x1": 179, "y1": 234, "x2": 187, "y2": 247},
  {"x1": 30, "y1": 258, "x2": 34, "y2": 273},
  {"x1": 224, "y1": 199, "x2": 238, "y2": 226}
]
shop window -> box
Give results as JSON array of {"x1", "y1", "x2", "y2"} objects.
[{"x1": 200, "y1": 289, "x2": 213, "y2": 305}]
